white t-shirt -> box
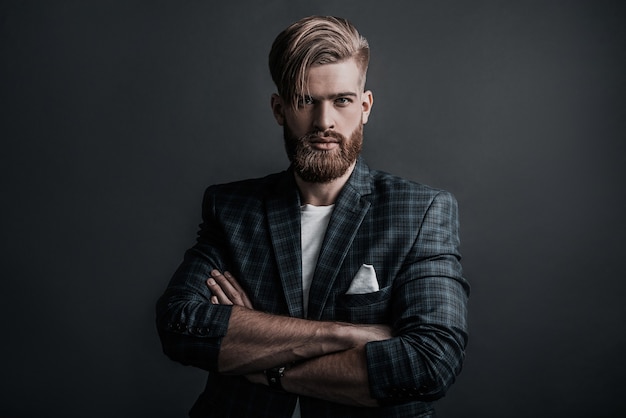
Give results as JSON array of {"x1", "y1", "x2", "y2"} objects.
[
  {"x1": 293, "y1": 203, "x2": 334, "y2": 418},
  {"x1": 299, "y1": 203, "x2": 334, "y2": 316}
]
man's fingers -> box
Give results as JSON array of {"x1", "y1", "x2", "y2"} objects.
[
  {"x1": 208, "y1": 269, "x2": 253, "y2": 309},
  {"x1": 207, "y1": 276, "x2": 233, "y2": 305},
  {"x1": 223, "y1": 271, "x2": 254, "y2": 308},
  {"x1": 211, "y1": 270, "x2": 241, "y2": 303}
]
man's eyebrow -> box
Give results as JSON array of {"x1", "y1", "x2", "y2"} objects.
[{"x1": 304, "y1": 92, "x2": 359, "y2": 100}]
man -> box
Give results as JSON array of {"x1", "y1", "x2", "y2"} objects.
[{"x1": 157, "y1": 15, "x2": 469, "y2": 417}]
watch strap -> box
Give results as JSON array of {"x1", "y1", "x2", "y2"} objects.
[{"x1": 264, "y1": 366, "x2": 287, "y2": 391}]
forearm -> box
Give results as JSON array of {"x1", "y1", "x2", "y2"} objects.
[
  {"x1": 280, "y1": 344, "x2": 378, "y2": 407},
  {"x1": 218, "y1": 306, "x2": 364, "y2": 374}
]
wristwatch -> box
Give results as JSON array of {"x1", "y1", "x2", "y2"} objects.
[{"x1": 264, "y1": 365, "x2": 287, "y2": 391}]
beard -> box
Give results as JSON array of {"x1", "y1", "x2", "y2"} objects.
[{"x1": 283, "y1": 124, "x2": 363, "y2": 183}]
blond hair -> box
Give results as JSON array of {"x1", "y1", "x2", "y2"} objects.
[{"x1": 269, "y1": 16, "x2": 370, "y2": 109}]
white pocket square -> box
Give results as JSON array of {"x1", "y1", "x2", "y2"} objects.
[{"x1": 346, "y1": 264, "x2": 380, "y2": 295}]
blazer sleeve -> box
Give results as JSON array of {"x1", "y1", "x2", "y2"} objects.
[
  {"x1": 155, "y1": 186, "x2": 234, "y2": 372},
  {"x1": 365, "y1": 190, "x2": 469, "y2": 403}
]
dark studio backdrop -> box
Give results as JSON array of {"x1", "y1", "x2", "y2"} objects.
[{"x1": 2, "y1": 0, "x2": 625, "y2": 416}]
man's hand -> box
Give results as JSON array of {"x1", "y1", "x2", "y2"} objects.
[{"x1": 207, "y1": 269, "x2": 254, "y2": 309}]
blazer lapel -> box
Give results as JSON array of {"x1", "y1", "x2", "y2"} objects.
[
  {"x1": 307, "y1": 160, "x2": 372, "y2": 320},
  {"x1": 265, "y1": 172, "x2": 305, "y2": 318}
]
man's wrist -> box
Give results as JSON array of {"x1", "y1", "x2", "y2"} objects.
[
  {"x1": 322, "y1": 321, "x2": 361, "y2": 351},
  {"x1": 264, "y1": 365, "x2": 287, "y2": 391}
]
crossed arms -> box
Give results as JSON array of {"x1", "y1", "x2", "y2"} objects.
[{"x1": 207, "y1": 269, "x2": 391, "y2": 406}]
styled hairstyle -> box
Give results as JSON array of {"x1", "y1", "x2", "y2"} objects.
[{"x1": 269, "y1": 16, "x2": 370, "y2": 109}]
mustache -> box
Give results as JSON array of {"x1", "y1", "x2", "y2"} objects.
[{"x1": 301, "y1": 130, "x2": 346, "y2": 143}]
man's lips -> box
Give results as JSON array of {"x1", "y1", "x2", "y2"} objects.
[
  {"x1": 308, "y1": 137, "x2": 340, "y2": 150},
  {"x1": 309, "y1": 138, "x2": 339, "y2": 143}
]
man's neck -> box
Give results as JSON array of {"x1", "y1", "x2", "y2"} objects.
[{"x1": 295, "y1": 162, "x2": 356, "y2": 206}]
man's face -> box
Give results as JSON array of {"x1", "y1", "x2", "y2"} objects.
[{"x1": 272, "y1": 58, "x2": 373, "y2": 183}]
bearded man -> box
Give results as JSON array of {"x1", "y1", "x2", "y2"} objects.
[{"x1": 156, "y1": 15, "x2": 469, "y2": 418}]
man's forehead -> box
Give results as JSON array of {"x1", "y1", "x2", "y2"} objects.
[
  {"x1": 305, "y1": 58, "x2": 361, "y2": 76},
  {"x1": 297, "y1": 61, "x2": 363, "y2": 93}
]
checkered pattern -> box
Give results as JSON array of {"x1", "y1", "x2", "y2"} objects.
[{"x1": 156, "y1": 159, "x2": 469, "y2": 417}]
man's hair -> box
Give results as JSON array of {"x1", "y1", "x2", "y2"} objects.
[{"x1": 269, "y1": 16, "x2": 370, "y2": 109}]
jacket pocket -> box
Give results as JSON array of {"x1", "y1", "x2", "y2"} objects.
[{"x1": 335, "y1": 285, "x2": 392, "y2": 324}]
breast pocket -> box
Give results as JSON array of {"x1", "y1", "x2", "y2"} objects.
[{"x1": 335, "y1": 285, "x2": 392, "y2": 324}]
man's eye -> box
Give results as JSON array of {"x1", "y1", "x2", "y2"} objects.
[
  {"x1": 298, "y1": 96, "x2": 314, "y2": 107},
  {"x1": 335, "y1": 97, "x2": 352, "y2": 106}
]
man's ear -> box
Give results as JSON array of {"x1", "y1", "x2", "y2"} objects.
[
  {"x1": 361, "y1": 90, "x2": 374, "y2": 124},
  {"x1": 271, "y1": 93, "x2": 285, "y2": 126}
]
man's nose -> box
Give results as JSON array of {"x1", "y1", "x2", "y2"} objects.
[{"x1": 313, "y1": 102, "x2": 335, "y2": 132}]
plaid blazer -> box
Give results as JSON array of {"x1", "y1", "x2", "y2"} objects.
[{"x1": 157, "y1": 159, "x2": 469, "y2": 418}]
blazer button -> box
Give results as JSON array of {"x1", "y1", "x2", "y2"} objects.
[
  {"x1": 190, "y1": 326, "x2": 209, "y2": 336},
  {"x1": 418, "y1": 385, "x2": 430, "y2": 395}
]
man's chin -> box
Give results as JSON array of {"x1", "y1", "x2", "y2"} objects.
[{"x1": 294, "y1": 159, "x2": 355, "y2": 184}]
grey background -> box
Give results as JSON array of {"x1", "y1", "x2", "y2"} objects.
[{"x1": 2, "y1": 0, "x2": 625, "y2": 416}]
